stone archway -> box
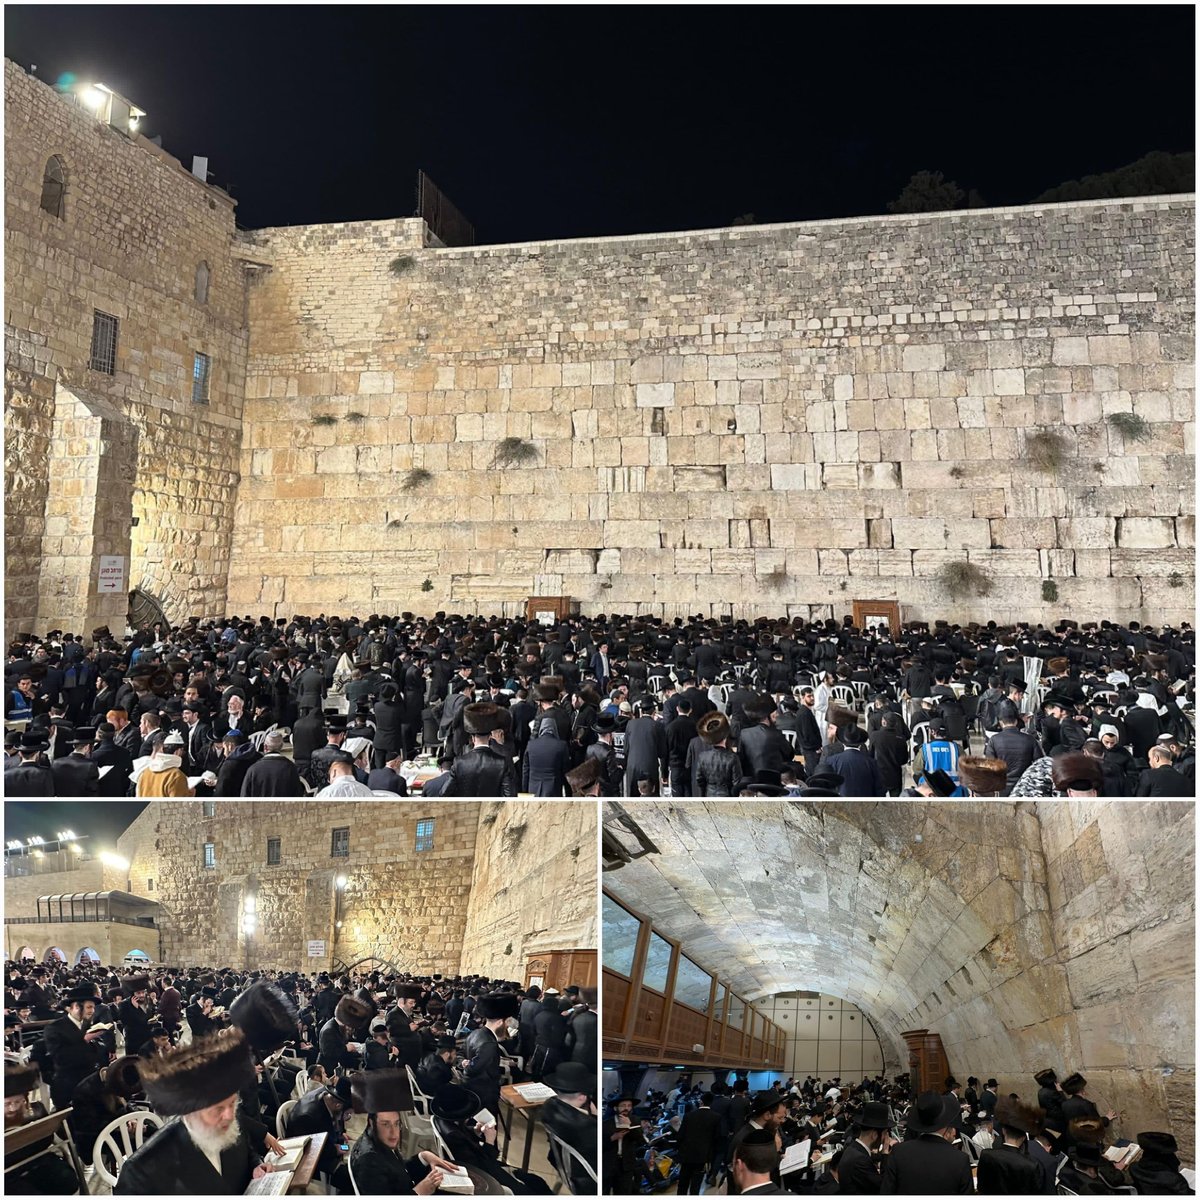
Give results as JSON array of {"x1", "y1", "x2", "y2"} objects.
[
  {"x1": 43, "y1": 946, "x2": 66, "y2": 963},
  {"x1": 15, "y1": 946, "x2": 35, "y2": 962},
  {"x1": 75, "y1": 947, "x2": 100, "y2": 966}
]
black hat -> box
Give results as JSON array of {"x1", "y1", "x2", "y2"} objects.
[
  {"x1": 944, "y1": 1076, "x2": 960, "y2": 1090},
  {"x1": 905, "y1": 1090, "x2": 960, "y2": 1134},
  {"x1": 68, "y1": 726, "x2": 99, "y2": 746},
  {"x1": 1061, "y1": 1072, "x2": 1086, "y2": 1094},
  {"x1": 749, "y1": 1089, "x2": 785, "y2": 1116},
  {"x1": 463, "y1": 702, "x2": 502, "y2": 736},
  {"x1": 431, "y1": 1083, "x2": 481, "y2": 1121},
  {"x1": 1136, "y1": 1131, "x2": 1179, "y2": 1158},
  {"x1": 435, "y1": 1035, "x2": 457, "y2": 1052},
  {"x1": 1033, "y1": 1068, "x2": 1057, "y2": 1087},
  {"x1": 856, "y1": 1101, "x2": 891, "y2": 1130},
  {"x1": 1069, "y1": 1142, "x2": 1103, "y2": 1167},
  {"x1": 62, "y1": 984, "x2": 100, "y2": 1005},
  {"x1": 801, "y1": 771, "x2": 845, "y2": 794},
  {"x1": 200, "y1": 985, "x2": 220, "y2": 999},
  {"x1": 592, "y1": 714, "x2": 617, "y2": 734},
  {"x1": 920, "y1": 768, "x2": 957, "y2": 797},
  {"x1": 138, "y1": 1028, "x2": 256, "y2": 1116},
  {"x1": 324, "y1": 714, "x2": 349, "y2": 731},
  {"x1": 392, "y1": 983, "x2": 423, "y2": 1001},
  {"x1": 474, "y1": 993, "x2": 520, "y2": 1021},
  {"x1": 4, "y1": 1062, "x2": 40, "y2": 1097},
  {"x1": 360, "y1": 1068, "x2": 414, "y2": 1115},
  {"x1": 542, "y1": 1061, "x2": 597, "y2": 1095},
  {"x1": 104, "y1": 1055, "x2": 143, "y2": 1099},
  {"x1": 18, "y1": 731, "x2": 49, "y2": 752},
  {"x1": 230, "y1": 982, "x2": 299, "y2": 1055}
]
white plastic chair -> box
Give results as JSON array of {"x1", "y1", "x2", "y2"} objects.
[
  {"x1": 646, "y1": 674, "x2": 667, "y2": 696},
  {"x1": 405, "y1": 1064, "x2": 434, "y2": 1117},
  {"x1": 347, "y1": 1153, "x2": 360, "y2": 1195},
  {"x1": 430, "y1": 1115, "x2": 456, "y2": 1163},
  {"x1": 545, "y1": 1126, "x2": 598, "y2": 1194},
  {"x1": 249, "y1": 730, "x2": 268, "y2": 751},
  {"x1": 291, "y1": 1068, "x2": 309, "y2": 1100},
  {"x1": 831, "y1": 683, "x2": 857, "y2": 710},
  {"x1": 781, "y1": 729, "x2": 798, "y2": 750},
  {"x1": 91, "y1": 1110, "x2": 163, "y2": 1189},
  {"x1": 276, "y1": 1097, "x2": 298, "y2": 1138}
]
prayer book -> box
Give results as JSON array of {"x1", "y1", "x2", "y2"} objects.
[
  {"x1": 1104, "y1": 1144, "x2": 1141, "y2": 1167},
  {"x1": 437, "y1": 1163, "x2": 474, "y2": 1193},
  {"x1": 780, "y1": 1139, "x2": 812, "y2": 1175},
  {"x1": 266, "y1": 1135, "x2": 310, "y2": 1169},
  {"x1": 243, "y1": 1168, "x2": 293, "y2": 1196},
  {"x1": 474, "y1": 1108, "x2": 496, "y2": 1128},
  {"x1": 512, "y1": 1082, "x2": 556, "y2": 1102},
  {"x1": 98, "y1": 765, "x2": 114, "y2": 779}
]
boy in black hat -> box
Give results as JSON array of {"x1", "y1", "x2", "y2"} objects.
[{"x1": 4, "y1": 729, "x2": 55, "y2": 796}]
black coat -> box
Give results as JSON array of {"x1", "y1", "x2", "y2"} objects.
[
  {"x1": 91, "y1": 738, "x2": 134, "y2": 796},
  {"x1": 214, "y1": 745, "x2": 261, "y2": 796},
  {"x1": 42, "y1": 1016, "x2": 105, "y2": 1107},
  {"x1": 624, "y1": 717, "x2": 669, "y2": 787},
  {"x1": 676, "y1": 1106, "x2": 723, "y2": 1164},
  {"x1": 880, "y1": 1134, "x2": 973, "y2": 1194},
  {"x1": 868, "y1": 729, "x2": 908, "y2": 795},
  {"x1": 415, "y1": 1051, "x2": 453, "y2": 1095},
  {"x1": 372, "y1": 700, "x2": 404, "y2": 753},
  {"x1": 985, "y1": 730, "x2": 1042, "y2": 793},
  {"x1": 4, "y1": 761, "x2": 56, "y2": 796},
  {"x1": 1036, "y1": 1086, "x2": 1065, "y2": 1133},
  {"x1": 449, "y1": 743, "x2": 518, "y2": 797},
  {"x1": 541, "y1": 1096, "x2": 597, "y2": 1194},
  {"x1": 523, "y1": 734, "x2": 570, "y2": 796},
  {"x1": 738, "y1": 722, "x2": 794, "y2": 778},
  {"x1": 838, "y1": 1137, "x2": 883, "y2": 1193},
  {"x1": 366, "y1": 766, "x2": 407, "y2": 795},
  {"x1": 1136, "y1": 765, "x2": 1192, "y2": 796},
  {"x1": 284, "y1": 1087, "x2": 342, "y2": 1176},
  {"x1": 696, "y1": 745, "x2": 744, "y2": 796},
  {"x1": 976, "y1": 1143, "x2": 1043, "y2": 1195},
  {"x1": 462, "y1": 1026, "x2": 503, "y2": 1117},
  {"x1": 317, "y1": 1016, "x2": 360, "y2": 1072},
  {"x1": 290, "y1": 711, "x2": 326, "y2": 767},
  {"x1": 348, "y1": 1128, "x2": 426, "y2": 1195},
  {"x1": 115, "y1": 1118, "x2": 261, "y2": 1195},
  {"x1": 666, "y1": 716, "x2": 699, "y2": 767},
  {"x1": 240, "y1": 753, "x2": 304, "y2": 796},
  {"x1": 50, "y1": 752, "x2": 100, "y2": 797},
  {"x1": 565, "y1": 1008, "x2": 597, "y2": 1065}
]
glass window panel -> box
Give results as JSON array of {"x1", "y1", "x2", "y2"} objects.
[
  {"x1": 601, "y1": 893, "x2": 639, "y2": 976},
  {"x1": 672, "y1": 955, "x2": 712, "y2": 1011},
  {"x1": 642, "y1": 931, "x2": 673, "y2": 993},
  {"x1": 727, "y1": 994, "x2": 744, "y2": 1030}
]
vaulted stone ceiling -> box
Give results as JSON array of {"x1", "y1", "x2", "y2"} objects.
[{"x1": 602, "y1": 799, "x2": 1194, "y2": 1153}]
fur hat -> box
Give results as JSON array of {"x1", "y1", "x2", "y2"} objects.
[
  {"x1": 1050, "y1": 754, "x2": 1103, "y2": 794},
  {"x1": 230, "y1": 982, "x2": 299, "y2": 1055},
  {"x1": 335, "y1": 994, "x2": 373, "y2": 1028},
  {"x1": 826, "y1": 704, "x2": 858, "y2": 729},
  {"x1": 958, "y1": 755, "x2": 1009, "y2": 796},
  {"x1": 392, "y1": 984, "x2": 423, "y2": 1001},
  {"x1": 566, "y1": 756, "x2": 604, "y2": 795},
  {"x1": 534, "y1": 683, "x2": 561, "y2": 703},
  {"x1": 1069, "y1": 1117, "x2": 1106, "y2": 1144},
  {"x1": 474, "y1": 993, "x2": 521, "y2": 1021},
  {"x1": 697, "y1": 711, "x2": 731, "y2": 745},
  {"x1": 994, "y1": 1095, "x2": 1043, "y2": 1135},
  {"x1": 1033, "y1": 1068, "x2": 1057, "y2": 1087},
  {"x1": 1061, "y1": 1072, "x2": 1086, "y2": 1095},
  {"x1": 4, "y1": 1062, "x2": 40, "y2": 1097},
  {"x1": 122, "y1": 975, "x2": 150, "y2": 994},
  {"x1": 462, "y1": 702, "x2": 502, "y2": 736},
  {"x1": 359, "y1": 1068, "x2": 413, "y2": 1115},
  {"x1": 1046, "y1": 657, "x2": 1069, "y2": 675},
  {"x1": 1137, "y1": 1131, "x2": 1179, "y2": 1158},
  {"x1": 138, "y1": 1027, "x2": 256, "y2": 1116},
  {"x1": 104, "y1": 1055, "x2": 143, "y2": 1100}
]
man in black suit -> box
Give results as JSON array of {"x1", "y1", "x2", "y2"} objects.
[
  {"x1": 732, "y1": 1129, "x2": 786, "y2": 1195},
  {"x1": 92, "y1": 721, "x2": 134, "y2": 796},
  {"x1": 838, "y1": 1100, "x2": 893, "y2": 1193},
  {"x1": 976, "y1": 1096, "x2": 1044, "y2": 1195},
  {"x1": 1060, "y1": 1071, "x2": 1117, "y2": 1130},
  {"x1": 868, "y1": 712, "x2": 909, "y2": 797},
  {"x1": 676, "y1": 1091, "x2": 724, "y2": 1193},
  {"x1": 729, "y1": 1090, "x2": 788, "y2": 1195},
  {"x1": 738, "y1": 695, "x2": 802, "y2": 783},
  {"x1": 115, "y1": 1028, "x2": 273, "y2": 1194},
  {"x1": 42, "y1": 985, "x2": 108, "y2": 1108},
  {"x1": 880, "y1": 1090, "x2": 972, "y2": 1194},
  {"x1": 602, "y1": 1095, "x2": 643, "y2": 1195},
  {"x1": 50, "y1": 726, "x2": 101, "y2": 796},
  {"x1": 665, "y1": 699, "x2": 699, "y2": 797},
  {"x1": 564, "y1": 988, "x2": 596, "y2": 1066}
]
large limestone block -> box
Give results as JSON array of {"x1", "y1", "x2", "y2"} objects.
[
  {"x1": 770, "y1": 518, "x2": 868, "y2": 549},
  {"x1": 770, "y1": 463, "x2": 821, "y2": 490},
  {"x1": 1055, "y1": 518, "x2": 1117, "y2": 549},
  {"x1": 988, "y1": 519, "x2": 1056, "y2": 549},
  {"x1": 636, "y1": 382, "x2": 675, "y2": 407},
  {"x1": 1116, "y1": 517, "x2": 1176, "y2": 548},
  {"x1": 673, "y1": 465, "x2": 727, "y2": 490},
  {"x1": 901, "y1": 344, "x2": 945, "y2": 373},
  {"x1": 602, "y1": 520, "x2": 661, "y2": 548},
  {"x1": 891, "y1": 518, "x2": 991, "y2": 550}
]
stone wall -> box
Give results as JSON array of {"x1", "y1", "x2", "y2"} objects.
[
  {"x1": 602, "y1": 800, "x2": 1195, "y2": 1152},
  {"x1": 3, "y1": 60, "x2": 248, "y2": 642},
  {"x1": 1035, "y1": 800, "x2": 1195, "y2": 1155},
  {"x1": 460, "y1": 800, "x2": 597, "y2": 980},
  {"x1": 3, "y1": 921, "x2": 160, "y2": 966},
  {"x1": 229, "y1": 196, "x2": 1194, "y2": 624},
  {"x1": 116, "y1": 801, "x2": 480, "y2": 974}
]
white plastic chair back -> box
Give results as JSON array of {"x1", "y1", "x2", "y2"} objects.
[
  {"x1": 430, "y1": 1116, "x2": 456, "y2": 1163},
  {"x1": 850, "y1": 681, "x2": 871, "y2": 706},
  {"x1": 831, "y1": 684, "x2": 856, "y2": 709},
  {"x1": 92, "y1": 1110, "x2": 163, "y2": 1188},
  {"x1": 291, "y1": 1068, "x2": 309, "y2": 1100},
  {"x1": 781, "y1": 729, "x2": 798, "y2": 750},
  {"x1": 646, "y1": 674, "x2": 666, "y2": 696},
  {"x1": 1057, "y1": 1187, "x2": 1080, "y2": 1197},
  {"x1": 276, "y1": 1097, "x2": 298, "y2": 1138},
  {"x1": 347, "y1": 1152, "x2": 361, "y2": 1195},
  {"x1": 400, "y1": 1110, "x2": 438, "y2": 1157},
  {"x1": 249, "y1": 730, "x2": 268, "y2": 751},
  {"x1": 405, "y1": 1065, "x2": 434, "y2": 1117}
]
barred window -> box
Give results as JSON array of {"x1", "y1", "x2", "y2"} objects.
[
  {"x1": 331, "y1": 827, "x2": 350, "y2": 858},
  {"x1": 90, "y1": 310, "x2": 118, "y2": 374},
  {"x1": 202, "y1": 842, "x2": 216, "y2": 870},
  {"x1": 267, "y1": 837, "x2": 281, "y2": 866},
  {"x1": 192, "y1": 351, "x2": 211, "y2": 404},
  {"x1": 202, "y1": 800, "x2": 216, "y2": 818},
  {"x1": 415, "y1": 819, "x2": 435, "y2": 852},
  {"x1": 40, "y1": 155, "x2": 66, "y2": 219}
]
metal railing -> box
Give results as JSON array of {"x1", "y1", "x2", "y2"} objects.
[{"x1": 4, "y1": 914, "x2": 156, "y2": 928}]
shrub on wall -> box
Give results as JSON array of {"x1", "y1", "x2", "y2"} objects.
[
  {"x1": 390, "y1": 255, "x2": 416, "y2": 276},
  {"x1": 401, "y1": 467, "x2": 433, "y2": 491},
  {"x1": 1042, "y1": 579, "x2": 1059, "y2": 602},
  {"x1": 311, "y1": 413, "x2": 338, "y2": 426},
  {"x1": 1026, "y1": 430, "x2": 1067, "y2": 473},
  {"x1": 1107, "y1": 411, "x2": 1151, "y2": 441},
  {"x1": 937, "y1": 560, "x2": 993, "y2": 600},
  {"x1": 491, "y1": 437, "x2": 539, "y2": 469}
]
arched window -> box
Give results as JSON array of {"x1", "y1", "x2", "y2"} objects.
[
  {"x1": 194, "y1": 260, "x2": 210, "y2": 305},
  {"x1": 40, "y1": 155, "x2": 66, "y2": 219}
]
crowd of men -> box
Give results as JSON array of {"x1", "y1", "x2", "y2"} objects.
[
  {"x1": 4, "y1": 611, "x2": 1193, "y2": 797},
  {"x1": 602, "y1": 1069, "x2": 1192, "y2": 1194},
  {"x1": 4, "y1": 956, "x2": 597, "y2": 1194}
]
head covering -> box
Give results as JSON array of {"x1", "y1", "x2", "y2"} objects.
[
  {"x1": 4, "y1": 1062, "x2": 40, "y2": 1097},
  {"x1": 138, "y1": 1028, "x2": 256, "y2": 1116},
  {"x1": 463, "y1": 702, "x2": 502, "y2": 736},
  {"x1": 431, "y1": 1083, "x2": 481, "y2": 1121},
  {"x1": 856, "y1": 1101, "x2": 891, "y2": 1130},
  {"x1": 958, "y1": 755, "x2": 1008, "y2": 795},
  {"x1": 230, "y1": 982, "x2": 299, "y2": 1056},
  {"x1": 360, "y1": 1068, "x2": 413, "y2": 1115},
  {"x1": 906, "y1": 1090, "x2": 960, "y2": 1134},
  {"x1": 697, "y1": 712, "x2": 730, "y2": 745},
  {"x1": 1051, "y1": 754, "x2": 1103, "y2": 793},
  {"x1": 474, "y1": 993, "x2": 521, "y2": 1021},
  {"x1": 749, "y1": 1089, "x2": 785, "y2": 1116},
  {"x1": 542, "y1": 1061, "x2": 597, "y2": 1095},
  {"x1": 335, "y1": 994, "x2": 373, "y2": 1028},
  {"x1": 994, "y1": 1096, "x2": 1042, "y2": 1135}
]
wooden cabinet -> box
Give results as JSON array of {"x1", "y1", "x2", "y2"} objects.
[
  {"x1": 525, "y1": 948, "x2": 596, "y2": 992},
  {"x1": 526, "y1": 596, "x2": 575, "y2": 625},
  {"x1": 900, "y1": 1028, "x2": 951, "y2": 1095},
  {"x1": 852, "y1": 599, "x2": 901, "y2": 634}
]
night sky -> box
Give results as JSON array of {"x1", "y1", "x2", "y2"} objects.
[
  {"x1": 4, "y1": 6, "x2": 1194, "y2": 244},
  {"x1": 4, "y1": 801, "x2": 147, "y2": 850}
]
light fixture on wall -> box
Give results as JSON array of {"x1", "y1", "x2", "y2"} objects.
[{"x1": 242, "y1": 892, "x2": 257, "y2": 935}]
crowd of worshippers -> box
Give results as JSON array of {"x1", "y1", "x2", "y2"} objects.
[
  {"x1": 4, "y1": 957, "x2": 599, "y2": 1194},
  {"x1": 2, "y1": 611, "x2": 1193, "y2": 797},
  {"x1": 601, "y1": 1069, "x2": 1192, "y2": 1195}
]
